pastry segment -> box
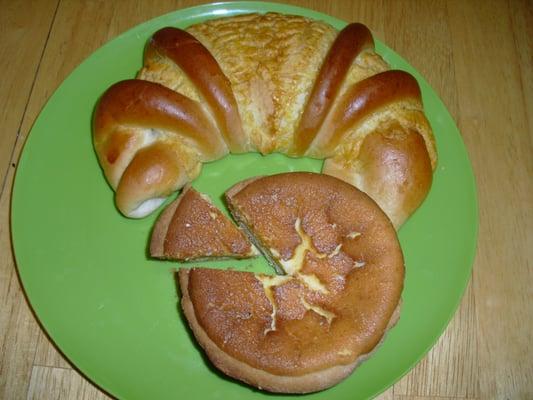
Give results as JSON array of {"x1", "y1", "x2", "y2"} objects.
[{"x1": 95, "y1": 14, "x2": 436, "y2": 225}]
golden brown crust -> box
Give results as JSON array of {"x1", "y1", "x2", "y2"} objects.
[
  {"x1": 185, "y1": 13, "x2": 338, "y2": 154},
  {"x1": 311, "y1": 70, "x2": 436, "y2": 227},
  {"x1": 290, "y1": 23, "x2": 374, "y2": 155},
  {"x1": 94, "y1": 79, "x2": 226, "y2": 164},
  {"x1": 94, "y1": 13, "x2": 437, "y2": 225},
  {"x1": 114, "y1": 141, "x2": 190, "y2": 218},
  {"x1": 323, "y1": 122, "x2": 434, "y2": 227},
  {"x1": 148, "y1": 28, "x2": 247, "y2": 152},
  {"x1": 309, "y1": 70, "x2": 425, "y2": 156},
  {"x1": 93, "y1": 79, "x2": 226, "y2": 217},
  {"x1": 150, "y1": 186, "x2": 255, "y2": 260},
  {"x1": 178, "y1": 172, "x2": 404, "y2": 393}
]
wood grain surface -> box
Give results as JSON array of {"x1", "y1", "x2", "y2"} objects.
[{"x1": 1, "y1": 0, "x2": 531, "y2": 399}]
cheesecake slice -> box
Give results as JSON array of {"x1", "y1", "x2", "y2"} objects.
[{"x1": 150, "y1": 185, "x2": 257, "y2": 261}]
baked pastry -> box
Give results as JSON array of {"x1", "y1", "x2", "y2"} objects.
[
  {"x1": 93, "y1": 13, "x2": 437, "y2": 227},
  {"x1": 179, "y1": 172, "x2": 404, "y2": 393},
  {"x1": 150, "y1": 185, "x2": 256, "y2": 261}
]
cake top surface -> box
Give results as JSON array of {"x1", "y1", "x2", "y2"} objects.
[{"x1": 183, "y1": 172, "x2": 404, "y2": 378}]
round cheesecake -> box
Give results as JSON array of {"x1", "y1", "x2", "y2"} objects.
[{"x1": 178, "y1": 172, "x2": 404, "y2": 393}]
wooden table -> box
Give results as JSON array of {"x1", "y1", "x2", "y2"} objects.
[{"x1": 1, "y1": 1, "x2": 531, "y2": 399}]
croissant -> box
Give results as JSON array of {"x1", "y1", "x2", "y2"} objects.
[{"x1": 93, "y1": 13, "x2": 437, "y2": 227}]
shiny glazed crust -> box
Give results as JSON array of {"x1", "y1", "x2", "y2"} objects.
[
  {"x1": 93, "y1": 13, "x2": 437, "y2": 226},
  {"x1": 178, "y1": 172, "x2": 405, "y2": 393}
]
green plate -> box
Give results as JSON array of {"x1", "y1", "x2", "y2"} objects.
[{"x1": 11, "y1": 2, "x2": 478, "y2": 399}]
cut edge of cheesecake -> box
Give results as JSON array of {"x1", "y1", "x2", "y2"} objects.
[{"x1": 225, "y1": 176, "x2": 287, "y2": 274}]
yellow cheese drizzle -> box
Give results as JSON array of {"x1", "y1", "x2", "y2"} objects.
[
  {"x1": 255, "y1": 218, "x2": 351, "y2": 334},
  {"x1": 300, "y1": 296, "x2": 335, "y2": 325},
  {"x1": 255, "y1": 274, "x2": 291, "y2": 335},
  {"x1": 278, "y1": 218, "x2": 331, "y2": 294}
]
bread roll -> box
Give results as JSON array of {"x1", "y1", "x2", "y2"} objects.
[{"x1": 94, "y1": 13, "x2": 437, "y2": 227}]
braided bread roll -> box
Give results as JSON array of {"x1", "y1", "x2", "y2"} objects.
[{"x1": 93, "y1": 13, "x2": 437, "y2": 227}]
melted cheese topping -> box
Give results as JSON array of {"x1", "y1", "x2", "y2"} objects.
[
  {"x1": 248, "y1": 244, "x2": 260, "y2": 256},
  {"x1": 298, "y1": 273, "x2": 329, "y2": 294},
  {"x1": 255, "y1": 218, "x2": 367, "y2": 333},
  {"x1": 269, "y1": 248, "x2": 281, "y2": 258},
  {"x1": 255, "y1": 274, "x2": 292, "y2": 334},
  {"x1": 278, "y1": 218, "x2": 324, "y2": 274},
  {"x1": 328, "y1": 243, "x2": 343, "y2": 258},
  {"x1": 346, "y1": 231, "x2": 361, "y2": 239},
  {"x1": 276, "y1": 218, "x2": 331, "y2": 294},
  {"x1": 300, "y1": 297, "x2": 335, "y2": 325}
]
